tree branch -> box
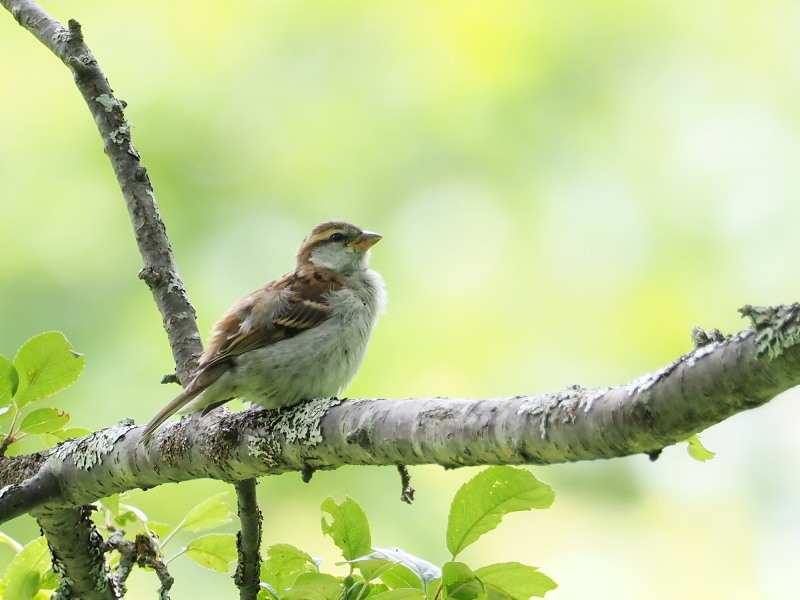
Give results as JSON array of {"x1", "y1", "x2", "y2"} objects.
[
  {"x1": 234, "y1": 479, "x2": 262, "y2": 600},
  {"x1": 35, "y1": 506, "x2": 121, "y2": 600},
  {"x1": 1, "y1": 305, "x2": 798, "y2": 523},
  {"x1": 0, "y1": 0, "x2": 208, "y2": 592},
  {"x1": 1, "y1": 2, "x2": 273, "y2": 595},
  {"x1": 0, "y1": 0, "x2": 203, "y2": 383}
]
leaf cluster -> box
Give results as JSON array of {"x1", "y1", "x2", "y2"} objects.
[
  {"x1": 261, "y1": 466, "x2": 558, "y2": 600},
  {"x1": 0, "y1": 332, "x2": 88, "y2": 456}
]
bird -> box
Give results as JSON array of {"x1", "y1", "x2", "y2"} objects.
[{"x1": 140, "y1": 220, "x2": 386, "y2": 440}]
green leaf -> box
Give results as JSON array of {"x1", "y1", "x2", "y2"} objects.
[
  {"x1": 146, "y1": 522, "x2": 174, "y2": 541},
  {"x1": 98, "y1": 494, "x2": 120, "y2": 516},
  {"x1": 38, "y1": 569, "x2": 59, "y2": 591},
  {"x1": 266, "y1": 543, "x2": 317, "y2": 568},
  {"x1": 117, "y1": 502, "x2": 149, "y2": 527},
  {"x1": 346, "y1": 557, "x2": 397, "y2": 583},
  {"x1": 320, "y1": 497, "x2": 371, "y2": 561},
  {"x1": 355, "y1": 547, "x2": 440, "y2": 589},
  {"x1": 184, "y1": 533, "x2": 237, "y2": 572},
  {"x1": 685, "y1": 435, "x2": 716, "y2": 462},
  {"x1": 475, "y1": 562, "x2": 557, "y2": 599},
  {"x1": 38, "y1": 426, "x2": 91, "y2": 448},
  {"x1": 0, "y1": 532, "x2": 23, "y2": 553},
  {"x1": 175, "y1": 492, "x2": 232, "y2": 533},
  {"x1": 442, "y1": 562, "x2": 486, "y2": 600},
  {"x1": 48, "y1": 427, "x2": 92, "y2": 441},
  {"x1": 282, "y1": 572, "x2": 343, "y2": 600},
  {"x1": 0, "y1": 355, "x2": 18, "y2": 406},
  {"x1": 12, "y1": 332, "x2": 84, "y2": 407},
  {"x1": 258, "y1": 588, "x2": 278, "y2": 600},
  {"x1": 369, "y1": 590, "x2": 426, "y2": 600},
  {"x1": 2, "y1": 537, "x2": 51, "y2": 600},
  {"x1": 446, "y1": 467, "x2": 554, "y2": 557},
  {"x1": 19, "y1": 408, "x2": 69, "y2": 435},
  {"x1": 261, "y1": 543, "x2": 319, "y2": 593},
  {"x1": 380, "y1": 563, "x2": 426, "y2": 590}
]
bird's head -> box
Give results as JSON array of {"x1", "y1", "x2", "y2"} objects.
[{"x1": 297, "y1": 221, "x2": 382, "y2": 274}]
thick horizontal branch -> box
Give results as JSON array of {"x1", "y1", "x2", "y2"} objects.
[{"x1": 0, "y1": 305, "x2": 798, "y2": 524}]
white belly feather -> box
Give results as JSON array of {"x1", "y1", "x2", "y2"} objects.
[{"x1": 186, "y1": 269, "x2": 386, "y2": 412}]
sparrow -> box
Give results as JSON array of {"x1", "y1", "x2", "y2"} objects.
[{"x1": 141, "y1": 220, "x2": 386, "y2": 440}]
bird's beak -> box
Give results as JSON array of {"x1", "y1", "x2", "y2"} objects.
[{"x1": 348, "y1": 231, "x2": 382, "y2": 250}]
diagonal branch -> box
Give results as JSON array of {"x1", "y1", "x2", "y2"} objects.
[
  {"x1": 1, "y1": 0, "x2": 203, "y2": 383},
  {"x1": 1, "y1": 3, "x2": 268, "y2": 596},
  {"x1": 1, "y1": 305, "x2": 798, "y2": 524}
]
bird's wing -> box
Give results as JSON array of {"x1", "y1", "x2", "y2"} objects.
[
  {"x1": 140, "y1": 268, "x2": 342, "y2": 441},
  {"x1": 200, "y1": 268, "x2": 342, "y2": 369}
]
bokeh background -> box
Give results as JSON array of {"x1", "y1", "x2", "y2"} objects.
[{"x1": 3, "y1": 1, "x2": 800, "y2": 598}]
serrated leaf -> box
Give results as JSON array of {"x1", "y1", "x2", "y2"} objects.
[
  {"x1": 2, "y1": 537, "x2": 50, "y2": 600},
  {"x1": 98, "y1": 494, "x2": 120, "y2": 517},
  {"x1": 354, "y1": 547, "x2": 440, "y2": 589},
  {"x1": 38, "y1": 427, "x2": 89, "y2": 448},
  {"x1": 146, "y1": 522, "x2": 174, "y2": 541},
  {"x1": 447, "y1": 467, "x2": 554, "y2": 558},
  {"x1": 12, "y1": 332, "x2": 84, "y2": 407},
  {"x1": 685, "y1": 435, "x2": 716, "y2": 462},
  {"x1": 184, "y1": 533, "x2": 237, "y2": 572},
  {"x1": 442, "y1": 562, "x2": 485, "y2": 600},
  {"x1": 265, "y1": 543, "x2": 317, "y2": 571},
  {"x1": 175, "y1": 492, "x2": 232, "y2": 533},
  {"x1": 475, "y1": 562, "x2": 557, "y2": 599},
  {"x1": 320, "y1": 497, "x2": 371, "y2": 561},
  {"x1": 380, "y1": 563, "x2": 425, "y2": 590},
  {"x1": 282, "y1": 572, "x2": 342, "y2": 600},
  {"x1": 261, "y1": 543, "x2": 319, "y2": 593},
  {"x1": 369, "y1": 589, "x2": 426, "y2": 600},
  {"x1": 19, "y1": 408, "x2": 69, "y2": 435},
  {"x1": 49, "y1": 427, "x2": 92, "y2": 442},
  {"x1": 0, "y1": 355, "x2": 18, "y2": 406},
  {"x1": 346, "y1": 557, "x2": 397, "y2": 583}
]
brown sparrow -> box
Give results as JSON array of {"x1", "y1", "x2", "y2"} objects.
[{"x1": 141, "y1": 220, "x2": 386, "y2": 439}]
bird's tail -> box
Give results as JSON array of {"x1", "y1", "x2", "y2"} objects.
[{"x1": 140, "y1": 385, "x2": 202, "y2": 441}]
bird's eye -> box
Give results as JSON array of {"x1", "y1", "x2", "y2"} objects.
[{"x1": 328, "y1": 232, "x2": 347, "y2": 243}]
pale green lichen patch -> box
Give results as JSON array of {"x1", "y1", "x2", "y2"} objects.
[
  {"x1": 274, "y1": 397, "x2": 342, "y2": 445},
  {"x1": 52, "y1": 421, "x2": 132, "y2": 471},
  {"x1": 740, "y1": 303, "x2": 800, "y2": 360},
  {"x1": 246, "y1": 433, "x2": 280, "y2": 467},
  {"x1": 109, "y1": 124, "x2": 130, "y2": 144},
  {"x1": 95, "y1": 94, "x2": 119, "y2": 112},
  {"x1": 245, "y1": 398, "x2": 341, "y2": 464}
]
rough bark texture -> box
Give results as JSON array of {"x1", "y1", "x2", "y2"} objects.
[
  {"x1": 1, "y1": 307, "x2": 799, "y2": 524},
  {"x1": 234, "y1": 479, "x2": 263, "y2": 600},
  {"x1": 1, "y1": 0, "x2": 203, "y2": 384},
  {"x1": 35, "y1": 506, "x2": 121, "y2": 600},
  {"x1": 4, "y1": 0, "x2": 800, "y2": 596}
]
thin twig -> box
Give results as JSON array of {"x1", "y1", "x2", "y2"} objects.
[
  {"x1": 234, "y1": 479, "x2": 263, "y2": 600},
  {"x1": 397, "y1": 465, "x2": 415, "y2": 504}
]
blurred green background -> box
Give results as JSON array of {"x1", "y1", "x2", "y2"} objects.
[{"x1": 2, "y1": 1, "x2": 800, "y2": 598}]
